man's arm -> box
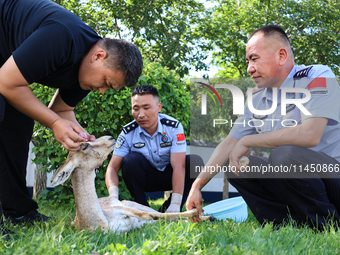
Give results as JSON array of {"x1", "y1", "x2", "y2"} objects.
[
  {"x1": 186, "y1": 135, "x2": 240, "y2": 217},
  {"x1": 105, "y1": 155, "x2": 124, "y2": 199},
  {"x1": 0, "y1": 56, "x2": 86, "y2": 150},
  {"x1": 48, "y1": 90, "x2": 78, "y2": 125},
  {"x1": 166, "y1": 152, "x2": 186, "y2": 212},
  {"x1": 229, "y1": 117, "x2": 328, "y2": 169},
  {"x1": 48, "y1": 90, "x2": 95, "y2": 141},
  {"x1": 170, "y1": 152, "x2": 186, "y2": 195}
]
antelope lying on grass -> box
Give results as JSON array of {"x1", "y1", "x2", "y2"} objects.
[{"x1": 51, "y1": 136, "x2": 203, "y2": 233}]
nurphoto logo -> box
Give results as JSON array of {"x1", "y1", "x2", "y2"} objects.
[
  {"x1": 201, "y1": 83, "x2": 311, "y2": 116},
  {"x1": 197, "y1": 82, "x2": 312, "y2": 129}
]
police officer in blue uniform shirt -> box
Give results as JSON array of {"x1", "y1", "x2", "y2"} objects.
[
  {"x1": 0, "y1": 0, "x2": 143, "y2": 237},
  {"x1": 106, "y1": 85, "x2": 203, "y2": 213},
  {"x1": 186, "y1": 25, "x2": 340, "y2": 231}
]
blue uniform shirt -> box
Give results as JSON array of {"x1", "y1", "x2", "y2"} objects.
[
  {"x1": 229, "y1": 64, "x2": 340, "y2": 162},
  {"x1": 113, "y1": 113, "x2": 187, "y2": 171}
]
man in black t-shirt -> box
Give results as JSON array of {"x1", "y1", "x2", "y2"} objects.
[{"x1": 0, "y1": 0, "x2": 143, "y2": 236}]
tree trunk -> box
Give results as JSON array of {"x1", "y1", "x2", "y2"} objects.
[
  {"x1": 30, "y1": 138, "x2": 47, "y2": 200},
  {"x1": 33, "y1": 155, "x2": 47, "y2": 199},
  {"x1": 222, "y1": 175, "x2": 229, "y2": 199}
]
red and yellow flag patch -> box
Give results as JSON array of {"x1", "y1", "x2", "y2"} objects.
[{"x1": 177, "y1": 133, "x2": 185, "y2": 141}]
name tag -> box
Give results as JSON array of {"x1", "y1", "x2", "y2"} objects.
[
  {"x1": 286, "y1": 104, "x2": 296, "y2": 113},
  {"x1": 160, "y1": 142, "x2": 172, "y2": 148},
  {"x1": 310, "y1": 89, "x2": 328, "y2": 95}
]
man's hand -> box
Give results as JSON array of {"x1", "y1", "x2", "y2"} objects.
[
  {"x1": 229, "y1": 139, "x2": 251, "y2": 176},
  {"x1": 166, "y1": 204, "x2": 180, "y2": 213},
  {"x1": 48, "y1": 90, "x2": 96, "y2": 146},
  {"x1": 166, "y1": 193, "x2": 182, "y2": 213},
  {"x1": 50, "y1": 118, "x2": 89, "y2": 151},
  {"x1": 108, "y1": 186, "x2": 119, "y2": 200},
  {"x1": 79, "y1": 131, "x2": 96, "y2": 142},
  {"x1": 186, "y1": 187, "x2": 203, "y2": 223}
]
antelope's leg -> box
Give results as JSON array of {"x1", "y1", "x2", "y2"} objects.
[
  {"x1": 200, "y1": 215, "x2": 215, "y2": 221},
  {"x1": 155, "y1": 209, "x2": 199, "y2": 219},
  {"x1": 101, "y1": 206, "x2": 199, "y2": 220},
  {"x1": 130, "y1": 208, "x2": 199, "y2": 220}
]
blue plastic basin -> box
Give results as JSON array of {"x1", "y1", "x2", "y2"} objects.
[{"x1": 202, "y1": 196, "x2": 248, "y2": 222}]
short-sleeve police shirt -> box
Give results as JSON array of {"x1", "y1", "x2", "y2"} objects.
[
  {"x1": 0, "y1": 0, "x2": 101, "y2": 107},
  {"x1": 229, "y1": 64, "x2": 340, "y2": 162},
  {"x1": 113, "y1": 113, "x2": 187, "y2": 171}
]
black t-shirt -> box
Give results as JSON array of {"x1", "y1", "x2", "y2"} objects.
[{"x1": 0, "y1": 0, "x2": 101, "y2": 107}]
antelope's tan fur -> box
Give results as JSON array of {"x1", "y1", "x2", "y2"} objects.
[{"x1": 51, "y1": 136, "x2": 199, "y2": 233}]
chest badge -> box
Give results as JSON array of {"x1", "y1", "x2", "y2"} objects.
[
  {"x1": 133, "y1": 142, "x2": 145, "y2": 148},
  {"x1": 253, "y1": 114, "x2": 267, "y2": 119},
  {"x1": 162, "y1": 132, "x2": 168, "y2": 142}
]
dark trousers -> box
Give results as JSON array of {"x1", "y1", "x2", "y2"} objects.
[
  {"x1": 121, "y1": 152, "x2": 203, "y2": 212},
  {"x1": 226, "y1": 145, "x2": 340, "y2": 230},
  {"x1": 0, "y1": 95, "x2": 37, "y2": 218}
]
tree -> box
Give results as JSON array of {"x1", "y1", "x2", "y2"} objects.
[
  {"x1": 57, "y1": 0, "x2": 212, "y2": 77},
  {"x1": 201, "y1": 0, "x2": 340, "y2": 78}
]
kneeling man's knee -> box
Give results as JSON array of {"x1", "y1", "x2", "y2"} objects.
[
  {"x1": 269, "y1": 145, "x2": 302, "y2": 166},
  {"x1": 121, "y1": 152, "x2": 144, "y2": 176}
]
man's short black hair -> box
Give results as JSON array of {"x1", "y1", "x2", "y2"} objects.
[
  {"x1": 131, "y1": 85, "x2": 159, "y2": 98},
  {"x1": 101, "y1": 38, "x2": 143, "y2": 88},
  {"x1": 248, "y1": 25, "x2": 291, "y2": 46}
]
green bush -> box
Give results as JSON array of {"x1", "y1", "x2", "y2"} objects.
[{"x1": 31, "y1": 60, "x2": 190, "y2": 205}]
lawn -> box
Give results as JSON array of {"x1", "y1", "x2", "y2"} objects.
[{"x1": 0, "y1": 198, "x2": 339, "y2": 254}]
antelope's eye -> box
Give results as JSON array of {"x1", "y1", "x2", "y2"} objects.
[{"x1": 82, "y1": 143, "x2": 90, "y2": 151}]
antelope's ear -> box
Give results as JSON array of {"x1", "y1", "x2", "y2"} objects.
[{"x1": 51, "y1": 160, "x2": 77, "y2": 187}]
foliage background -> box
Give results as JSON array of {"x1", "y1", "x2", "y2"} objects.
[
  {"x1": 60, "y1": 0, "x2": 212, "y2": 78},
  {"x1": 201, "y1": 0, "x2": 340, "y2": 78},
  {"x1": 56, "y1": 0, "x2": 340, "y2": 79}
]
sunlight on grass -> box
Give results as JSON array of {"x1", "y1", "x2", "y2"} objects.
[
  {"x1": 1, "y1": 199, "x2": 340, "y2": 254},
  {"x1": 148, "y1": 198, "x2": 165, "y2": 211}
]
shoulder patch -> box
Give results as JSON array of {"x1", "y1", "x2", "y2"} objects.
[
  {"x1": 122, "y1": 121, "x2": 138, "y2": 134},
  {"x1": 115, "y1": 135, "x2": 126, "y2": 150},
  {"x1": 293, "y1": 66, "x2": 313, "y2": 80},
  {"x1": 160, "y1": 118, "x2": 179, "y2": 128}
]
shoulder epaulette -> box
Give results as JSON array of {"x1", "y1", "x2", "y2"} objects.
[
  {"x1": 160, "y1": 118, "x2": 179, "y2": 128},
  {"x1": 293, "y1": 66, "x2": 313, "y2": 80},
  {"x1": 122, "y1": 121, "x2": 138, "y2": 134}
]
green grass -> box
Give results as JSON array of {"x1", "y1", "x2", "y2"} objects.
[{"x1": 1, "y1": 199, "x2": 339, "y2": 255}]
